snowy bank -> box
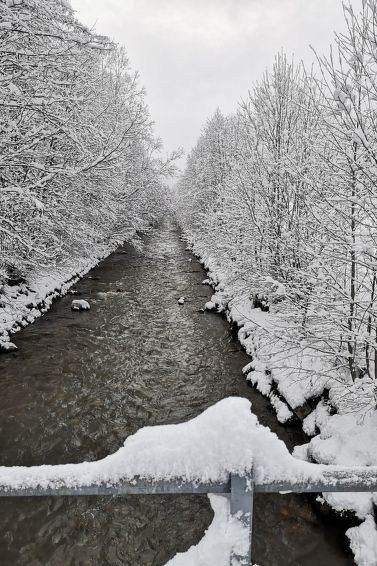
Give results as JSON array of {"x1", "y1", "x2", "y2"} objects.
[
  {"x1": 0, "y1": 227, "x2": 149, "y2": 351},
  {"x1": 186, "y1": 237, "x2": 377, "y2": 566},
  {"x1": 0, "y1": 243, "x2": 114, "y2": 351}
]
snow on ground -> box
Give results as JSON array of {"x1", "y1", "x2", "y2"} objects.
[
  {"x1": 188, "y1": 239, "x2": 377, "y2": 566},
  {"x1": 166, "y1": 495, "x2": 252, "y2": 566},
  {"x1": 293, "y1": 404, "x2": 377, "y2": 565},
  {"x1": 228, "y1": 295, "x2": 331, "y2": 413}
]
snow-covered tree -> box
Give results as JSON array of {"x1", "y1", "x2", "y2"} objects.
[{"x1": 0, "y1": 0, "x2": 171, "y2": 280}]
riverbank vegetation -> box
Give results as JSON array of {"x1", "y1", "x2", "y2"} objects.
[
  {"x1": 0, "y1": 0, "x2": 175, "y2": 349},
  {"x1": 175, "y1": 2, "x2": 377, "y2": 562},
  {"x1": 0, "y1": 0, "x2": 173, "y2": 286}
]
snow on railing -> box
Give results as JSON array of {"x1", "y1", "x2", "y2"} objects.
[{"x1": 0, "y1": 398, "x2": 377, "y2": 566}]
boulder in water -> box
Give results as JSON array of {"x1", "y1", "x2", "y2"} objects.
[
  {"x1": 71, "y1": 299, "x2": 90, "y2": 311},
  {"x1": 0, "y1": 341, "x2": 18, "y2": 353},
  {"x1": 68, "y1": 289, "x2": 79, "y2": 296}
]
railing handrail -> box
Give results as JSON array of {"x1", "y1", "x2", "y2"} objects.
[
  {"x1": 1, "y1": 467, "x2": 377, "y2": 565},
  {"x1": 0, "y1": 477, "x2": 231, "y2": 497},
  {"x1": 1, "y1": 464, "x2": 377, "y2": 496}
]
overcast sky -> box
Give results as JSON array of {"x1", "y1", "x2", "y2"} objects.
[{"x1": 71, "y1": 0, "x2": 357, "y2": 160}]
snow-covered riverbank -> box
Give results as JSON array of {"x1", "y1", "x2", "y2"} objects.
[
  {"x1": 0, "y1": 241, "x2": 121, "y2": 352},
  {"x1": 187, "y1": 238, "x2": 377, "y2": 566}
]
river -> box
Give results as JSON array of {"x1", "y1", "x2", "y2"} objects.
[{"x1": 0, "y1": 220, "x2": 355, "y2": 565}]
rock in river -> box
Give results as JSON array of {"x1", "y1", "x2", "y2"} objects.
[
  {"x1": 0, "y1": 341, "x2": 18, "y2": 353},
  {"x1": 71, "y1": 299, "x2": 90, "y2": 311}
]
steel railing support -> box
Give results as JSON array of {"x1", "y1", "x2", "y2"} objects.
[{"x1": 230, "y1": 472, "x2": 254, "y2": 566}]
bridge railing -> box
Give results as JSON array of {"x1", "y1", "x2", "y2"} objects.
[{"x1": 1, "y1": 466, "x2": 377, "y2": 566}]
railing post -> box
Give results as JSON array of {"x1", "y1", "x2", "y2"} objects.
[{"x1": 230, "y1": 471, "x2": 254, "y2": 566}]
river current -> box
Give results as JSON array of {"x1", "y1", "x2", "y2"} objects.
[{"x1": 0, "y1": 220, "x2": 355, "y2": 565}]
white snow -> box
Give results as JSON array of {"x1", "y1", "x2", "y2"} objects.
[
  {"x1": 187, "y1": 240, "x2": 377, "y2": 566},
  {"x1": 0, "y1": 340, "x2": 17, "y2": 352},
  {"x1": 269, "y1": 393, "x2": 293, "y2": 424},
  {"x1": 71, "y1": 299, "x2": 90, "y2": 311},
  {"x1": 166, "y1": 495, "x2": 251, "y2": 566},
  {"x1": 348, "y1": 515, "x2": 377, "y2": 566},
  {"x1": 0, "y1": 398, "x2": 327, "y2": 491},
  {"x1": 0, "y1": 394, "x2": 375, "y2": 564},
  {"x1": 298, "y1": 408, "x2": 377, "y2": 534},
  {"x1": 0, "y1": 238, "x2": 123, "y2": 350}
]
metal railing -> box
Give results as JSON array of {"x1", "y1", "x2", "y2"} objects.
[{"x1": 1, "y1": 466, "x2": 377, "y2": 565}]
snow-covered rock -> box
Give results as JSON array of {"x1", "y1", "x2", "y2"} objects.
[
  {"x1": 71, "y1": 299, "x2": 90, "y2": 311},
  {"x1": 0, "y1": 341, "x2": 18, "y2": 353},
  {"x1": 68, "y1": 289, "x2": 79, "y2": 296},
  {"x1": 0, "y1": 239, "x2": 120, "y2": 349}
]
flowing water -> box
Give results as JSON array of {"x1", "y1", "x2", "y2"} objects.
[{"x1": 0, "y1": 220, "x2": 355, "y2": 565}]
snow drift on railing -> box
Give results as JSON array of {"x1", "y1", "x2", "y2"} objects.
[{"x1": 0, "y1": 396, "x2": 328, "y2": 491}]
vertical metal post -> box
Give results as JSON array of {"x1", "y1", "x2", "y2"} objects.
[{"x1": 230, "y1": 472, "x2": 254, "y2": 566}]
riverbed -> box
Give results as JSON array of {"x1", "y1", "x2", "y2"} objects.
[{"x1": 0, "y1": 220, "x2": 355, "y2": 565}]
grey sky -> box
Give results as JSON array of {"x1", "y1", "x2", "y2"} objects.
[{"x1": 71, "y1": 0, "x2": 354, "y2": 159}]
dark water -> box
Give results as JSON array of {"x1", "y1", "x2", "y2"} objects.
[{"x1": 0, "y1": 220, "x2": 355, "y2": 565}]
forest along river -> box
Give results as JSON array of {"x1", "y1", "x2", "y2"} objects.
[{"x1": 0, "y1": 219, "x2": 355, "y2": 566}]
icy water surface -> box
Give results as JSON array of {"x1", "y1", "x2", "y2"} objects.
[{"x1": 0, "y1": 220, "x2": 355, "y2": 565}]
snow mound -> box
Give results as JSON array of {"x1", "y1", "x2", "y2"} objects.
[
  {"x1": 166, "y1": 494, "x2": 250, "y2": 566},
  {"x1": 0, "y1": 397, "x2": 323, "y2": 491},
  {"x1": 71, "y1": 299, "x2": 90, "y2": 311},
  {"x1": 348, "y1": 515, "x2": 377, "y2": 566},
  {"x1": 0, "y1": 341, "x2": 17, "y2": 353}
]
